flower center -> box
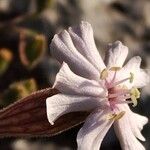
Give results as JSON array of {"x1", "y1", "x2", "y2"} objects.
[{"x1": 100, "y1": 67, "x2": 141, "y2": 120}]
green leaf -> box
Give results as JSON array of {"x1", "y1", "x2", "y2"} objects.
[
  {"x1": 2, "y1": 79, "x2": 37, "y2": 106},
  {"x1": 0, "y1": 49, "x2": 13, "y2": 75},
  {"x1": 19, "y1": 30, "x2": 46, "y2": 69}
]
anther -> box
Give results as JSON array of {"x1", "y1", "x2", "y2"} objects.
[
  {"x1": 129, "y1": 72, "x2": 134, "y2": 83},
  {"x1": 107, "y1": 111, "x2": 125, "y2": 121},
  {"x1": 135, "y1": 88, "x2": 140, "y2": 98},
  {"x1": 107, "y1": 113, "x2": 116, "y2": 120},
  {"x1": 100, "y1": 68, "x2": 108, "y2": 80},
  {"x1": 130, "y1": 87, "x2": 141, "y2": 98},
  {"x1": 110, "y1": 67, "x2": 121, "y2": 71},
  {"x1": 114, "y1": 111, "x2": 126, "y2": 120},
  {"x1": 130, "y1": 87, "x2": 141, "y2": 107},
  {"x1": 130, "y1": 95, "x2": 137, "y2": 107}
]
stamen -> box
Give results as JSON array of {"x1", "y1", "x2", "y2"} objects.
[
  {"x1": 109, "y1": 67, "x2": 121, "y2": 71},
  {"x1": 102, "y1": 67, "x2": 139, "y2": 110},
  {"x1": 114, "y1": 111, "x2": 125, "y2": 120},
  {"x1": 100, "y1": 68, "x2": 108, "y2": 80},
  {"x1": 118, "y1": 95, "x2": 131, "y2": 100},
  {"x1": 129, "y1": 72, "x2": 134, "y2": 83},
  {"x1": 135, "y1": 88, "x2": 140, "y2": 98},
  {"x1": 109, "y1": 73, "x2": 134, "y2": 88},
  {"x1": 107, "y1": 113, "x2": 116, "y2": 120},
  {"x1": 130, "y1": 87, "x2": 141, "y2": 98},
  {"x1": 109, "y1": 77, "x2": 130, "y2": 88},
  {"x1": 107, "y1": 111, "x2": 125, "y2": 121},
  {"x1": 116, "y1": 100, "x2": 133, "y2": 104},
  {"x1": 130, "y1": 87, "x2": 141, "y2": 107},
  {"x1": 109, "y1": 67, "x2": 121, "y2": 84},
  {"x1": 131, "y1": 95, "x2": 137, "y2": 107},
  {"x1": 108, "y1": 89, "x2": 129, "y2": 98}
]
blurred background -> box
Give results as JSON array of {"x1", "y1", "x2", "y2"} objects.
[{"x1": 0, "y1": 0, "x2": 150, "y2": 149}]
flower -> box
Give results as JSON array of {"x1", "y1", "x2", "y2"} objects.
[{"x1": 46, "y1": 21, "x2": 149, "y2": 150}]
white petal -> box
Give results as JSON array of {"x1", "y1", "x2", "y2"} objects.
[
  {"x1": 117, "y1": 56, "x2": 150, "y2": 88},
  {"x1": 77, "y1": 109, "x2": 113, "y2": 150},
  {"x1": 125, "y1": 56, "x2": 141, "y2": 68},
  {"x1": 105, "y1": 41, "x2": 128, "y2": 68},
  {"x1": 130, "y1": 113, "x2": 148, "y2": 141},
  {"x1": 133, "y1": 69, "x2": 150, "y2": 88},
  {"x1": 68, "y1": 21, "x2": 105, "y2": 71},
  {"x1": 50, "y1": 29, "x2": 100, "y2": 80},
  {"x1": 46, "y1": 94, "x2": 102, "y2": 125},
  {"x1": 53, "y1": 62, "x2": 105, "y2": 97},
  {"x1": 133, "y1": 113, "x2": 148, "y2": 131},
  {"x1": 124, "y1": 104, "x2": 148, "y2": 131},
  {"x1": 114, "y1": 106, "x2": 146, "y2": 150},
  {"x1": 119, "y1": 104, "x2": 148, "y2": 142},
  {"x1": 128, "y1": 56, "x2": 150, "y2": 88}
]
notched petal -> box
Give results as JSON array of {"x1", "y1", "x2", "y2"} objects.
[
  {"x1": 114, "y1": 105, "x2": 147, "y2": 150},
  {"x1": 68, "y1": 21, "x2": 105, "y2": 71},
  {"x1": 77, "y1": 109, "x2": 113, "y2": 150},
  {"x1": 46, "y1": 94, "x2": 102, "y2": 125},
  {"x1": 53, "y1": 62, "x2": 105, "y2": 97},
  {"x1": 105, "y1": 41, "x2": 128, "y2": 68},
  {"x1": 50, "y1": 22, "x2": 100, "y2": 80}
]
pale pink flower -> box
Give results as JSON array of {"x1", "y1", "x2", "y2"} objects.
[{"x1": 46, "y1": 21, "x2": 149, "y2": 150}]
